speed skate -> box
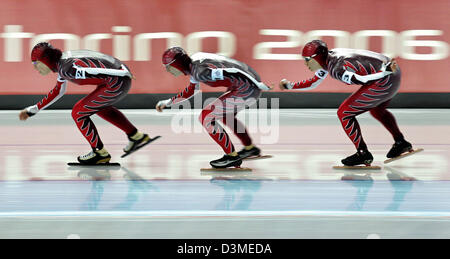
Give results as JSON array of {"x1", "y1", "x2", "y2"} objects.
[
  {"x1": 333, "y1": 165, "x2": 381, "y2": 170},
  {"x1": 200, "y1": 167, "x2": 252, "y2": 172},
  {"x1": 121, "y1": 135, "x2": 161, "y2": 158},
  {"x1": 67, "y1": 162, "x2": 121, "y2": 167},
  {"x1": 384, "y1": 148, "x2": 424, "y2": 164},
  {"x1": 243, "y1": 155, "x2": 273, "y2": 161}
]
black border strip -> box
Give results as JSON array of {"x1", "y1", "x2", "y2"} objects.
[{"x1": 1, "y1": 92, "x2": 448, "y2": 109}]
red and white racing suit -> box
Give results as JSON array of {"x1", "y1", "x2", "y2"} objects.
[
  {"x1": 162, "y1": 52, "x2": 269, "y2": 154},
  {"x1": 286, "y1": 48, "x2": 404, "y2": 151},
  {"x1": 26, "y1": 50, "x2": 138, "y2": 149}
]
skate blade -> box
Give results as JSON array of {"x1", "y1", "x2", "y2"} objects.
[
  {"x1": 384, "y1": 148, "x2": 424, "y2": 164},
  {"x1": 68, "y1": 162, "x2": 121, "y2": 167},
  {"x1": 200, "y1": 167, "x2": 252, "y2": 172},
  {"x1": 243, "y1": 155, "x2": 273, "y2": 161},
  {"x1": 333, "y1": 165, "x2": 381, "y2": 170},
  {"x1": 121, "y1": 136, "x2": 161, "y2": 158}
]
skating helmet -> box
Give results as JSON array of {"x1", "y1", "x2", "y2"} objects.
[
  {"x1": 162, "y1": 47, "x2": 192, "y2": 75},
  {"x1": 31, "y1": 42, "x2": 62, "y2": 72},
  {"x1": 302, "y1": 40, "x2": 328, "y2": 68}
]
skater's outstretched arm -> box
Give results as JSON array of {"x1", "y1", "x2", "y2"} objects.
[
  {"x1": 279, "y1": 69, "x2": 328, "y2": 91},
  {"x1": 19, "y1": 77, "x2": 67, "y2": 121},
  {"x1": 156, "y1": 81, "x2": 200, "y2": 112}
]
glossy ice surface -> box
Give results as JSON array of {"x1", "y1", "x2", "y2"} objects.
[{"x1": 1, "y1": 109, "x2": 449, "y2": 238}]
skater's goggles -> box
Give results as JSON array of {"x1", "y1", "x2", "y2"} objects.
[
  {"x1": 163, "y1": 59, "x2": 176, "y2": 68},
  {"x1": 303, "y1": 54, "x2": 317, "y2": 62}
]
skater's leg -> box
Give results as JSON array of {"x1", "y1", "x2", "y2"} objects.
[
  {"x1": 199, "y1": 87, "x2": 261, "y2": 168},
  {"x1": 199, "y1": 88, "x2": 259, "y2": 154},
  {"x1": 96, "y1": 106, "x2": 137, "y2": 136},
  {"x1": 72, "y1": 92, "x2": 105, "y2": 150},
  {"x1": 337, "y1": 83, "x2": 388, "y2": 165},
  {"x1": 99, "y1": 77, "x2": 155, "y2": 154},
  {"x1": 72, "y1": 77, "x2": 131, "y2": 164},
  {"x1": 367, "y1": 70, "x2": 412, "y2": 158},
  {"x1": 221, "y1": 114, "x2": 263, "y2": 158},
  {"x1": 72, "y1": 97, "x2": 111, "y2": 164},
  {"x1": 200, "y1": 109, "x2": 243, "y2": 168},
  {"x1": 199, "y1": 105, "x2": 235, "y2": 155},
  {"x1": 338, "y1": 71, "x2": 402, "y2": 165},
  {"x1": 338, "y1": 72, "x2": 401, "y2": 152},
  {"x1": 95, "y1": 77, "x2": 142, "y2": 137},
  {"x1": 369, "y1": 100, "x2": 413, "y2": 157},
  {"x1": 221, "y1": 86, "x2": 260, "y2": 147},
  {"x1": 221, "y1": 88, "x2": 262, "y2": 158},
  {"x1": 72, "y1": 77, "x2": 131, "y2": 148},
  {"x1": 370, "y1": 100, "x2": 404, "y2": 142},
  {"x1": 97, "y1": 106, "x2": 153, "y2": 154},
  {"x1": 337, "y1": 91, "x2": 370, "y2": 152},
  {"x1": 337, "y1": 97, "x2": 373, "y2": 166},
  {"x1": 199, "y1": 94, "x2": 245, "y2": 168},
  {"x1": 222, "y1": 115, "x2": 252, "y2": 146}
]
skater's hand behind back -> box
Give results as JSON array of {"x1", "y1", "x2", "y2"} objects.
[
  {"x1": 19, "y1": 109, "x2": 30, "y2": 121},
  {"x1": 279, "y1": 79, "x2": 290, "y2": 90},
  {"x1": 389, "y1": 59, "x2": 398, "y2": 73},
  {"x1": 385, "y1": 58, "x2": 399, "y2": 74}
]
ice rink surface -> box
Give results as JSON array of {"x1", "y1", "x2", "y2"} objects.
[{"x1": 1, "y1": 108, "x2": 450, "y2": 238}]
